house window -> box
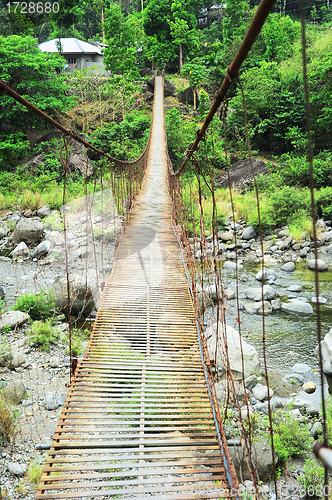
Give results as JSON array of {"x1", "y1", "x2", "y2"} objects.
[{"x1": 67, "y1": 58, "x2": 77, "y2": 64}]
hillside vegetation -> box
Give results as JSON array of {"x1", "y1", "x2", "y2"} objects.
[{"x1": 0, "y1": 0, "x2": 332, "y2": 236}]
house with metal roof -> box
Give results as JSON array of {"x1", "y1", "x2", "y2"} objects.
[{"x1": 38, "y1": 38, "x2": 111, "y2": 76}]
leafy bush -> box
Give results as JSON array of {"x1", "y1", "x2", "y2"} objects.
[
  {"x1": 270, "y1": 186, "x2": 310, "y2": 227},
  {"x1": 277, "y1": 152, "x2": 332, "y2": 188},
  {"x1": 28, "y1": 320, "x2": 60, "y2": 351},
  {"x1": 43, "y1": 212, "x2": 64, "y2": 231},
  {"x1": 298, "y1": 459, "x2": 324, "y2": 499},
  {"x1": 268, "y1": 408, "x2": 313, "y2": 464},
  {"x1": 91, "y1": 110, "x2": 151, "y2": 161},
  {"x1": 63, "y1": 328, "x2": 90, "y2": 357},
  {"x1": 13, "y1": 289, "x2": 55, "y2": 320},
  {"x1": 316, "y1": 186, "x2": 332, "y2": 219}
]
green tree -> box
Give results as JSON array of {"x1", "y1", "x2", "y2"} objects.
[
  {"x1": 227, "y1": 62, "x2": 305, "y2": 153},
  {"x1": 222, "y1": 0, "x2": 250, "y2": 64},
  {"x1": 103, "y1": 5, "x2": 142, "y2": 75},
  {"x1": 0, "y1": 6, "x2": 34, "y2": 36},
  {"x1": 181, "y1": 58, "x2": 209, "y2": 108},
  {"x1": 169, "y1": 0, "x2": 199, "y2": 72},
  {"x1": 143, "y1": 0, "x2": 200, "y2": 70},
  {"x1": 262, "y1": 13, "x2": 300, "y2": 63},
  {"x1": 0, "y1": 35, "x2": 75, "y2": 168}
]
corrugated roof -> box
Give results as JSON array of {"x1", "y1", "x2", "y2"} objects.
[{"x1": 38, "y1": 38, "x2": 102, "y2": 55}]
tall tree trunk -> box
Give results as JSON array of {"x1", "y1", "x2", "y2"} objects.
[
  {"x1": 179, "y1": 42, "x2": 183, "y2": 73},
  {"x1": 102, "y1": 9, "x2": 105, "y2": 42},
  {"x1": 193, "y1": 86, "x2": 196, "y2": 110}
]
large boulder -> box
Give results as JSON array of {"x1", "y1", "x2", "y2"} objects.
[
  {"x1": 315, "y1": 329, "x2": 332, "y2": 375},
  {"x1": 229, "y1": 439, "x2": 276, "y2": 482},
  {"x1": 178, "y1": 87, "x2": 198, "y2": 106},
  {"x1": 205, "y1": 323, "x2": 260, "y2": 379},
  {"x1": 0, "y1": 311, "x2": 30, "y2": 330},
  {"x1": 215, "y1": 159, "x2": 269, "y2": 190},
  {"x1": 12, "y1": 219, "x2": 44, "y2": 245},
  {"x1": 52, "y1": 270, "x2": 98, "y2": 316},
  {"x1": 281, "y1": 300, "x2": 314, "y2": 316},
  {"x1": 244, "y1": 301, "x2": 273, "y2": 315},
  {"x1": 145, "y1": 77, "x2": 176, "y2": 97},
  {"x1": 307, "y1": 259, "x2": 328, "y2": 272},
  {"x1": 11, "y1": 241, "x2": 29, "y2": 259},
  {"x1": 244, "y1": 285, "x2": 276, "y2": 301},
  {"x1": 255, "y1": 269, "x2": 277, "y2": 282},
  {"x1": 242, "y1": 226, "x2": 257, "y2": 240},
  {"x1": 1, "y1": 381, "x2": 26, "y2": 405}
]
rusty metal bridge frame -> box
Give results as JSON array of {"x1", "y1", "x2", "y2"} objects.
[{"x1": 35, "y1": 77, "x2": 239, "y2": 500}]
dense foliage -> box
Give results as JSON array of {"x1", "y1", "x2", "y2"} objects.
[{"x1": 0, "y1": 0, "x2": 332, "y2": 234}]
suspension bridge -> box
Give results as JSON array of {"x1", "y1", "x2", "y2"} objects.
[
  {"x1": 3, "y1": 1, "x2": 331, "y2": 497},
  {"x1": 34, "y1": 76, "x2": 239, "y2": 499}
]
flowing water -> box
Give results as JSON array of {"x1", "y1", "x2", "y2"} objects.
[{"x1": 204, "y1": 260, "x2": 332, "y2": 405}]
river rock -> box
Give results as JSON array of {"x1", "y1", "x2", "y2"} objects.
[
  {"x1": 229, "y1": 439, "x2": 276, "y2": 481},
  {"x1": 318, "y1": 230, "x2": 332, "y2": 244},
  {"x1": 177, "y1": 87, "x2": 197, "y2": 105},
  {"x1": 302, "y1": 381, "x2": 316, "y2": 394},
  {"x1": 12, "y1": 219, "x2": 44, "y2": 245},
  {"x1": 0, "y1": 286, "x2": 5, "y2": 299},
  {"x1": 299, "y1": 247, "x2": 310, "y2": 258},
  {"x1": 0, "y1": 225, "x2": 9, "y2": 239},
  {"x1": 205, "y1": 322, "x2": 260, "y2": 379},
  {"x1": 242, "y1": 226, "x2": 257, "y2": 240},
  {"x1": 49, "y1": 356, "x2": 60, "y2": 368},
  {"x1": 1, "y1": 381, "x2": 26, "y2": 404},
  {"x1": 283, "y1": 373, "x2": 305, "y2": 384},
  {"x1": 7, "y1": 463, "x2": 27, "y2": 476},
  {"x1": 271, "y1": 298, "x2": 282, "y2": 310},
  {"x1": 307, "y1": 258, "x2": 328, "y2": 272},
  {"x1": 37, "y1": 205, "x2": 52, "y2": 218},
  {"x1": 244, "y1": 301, "x2": 273, "y2": 315},
  {"x1": 252, "y1": 383, "x2": 274, "y2": 401},
  {"x1": 291, "y1": 398, "x2": 319, "y2": 416},
  {"x1": 215, "y1": 380, "x2": 246, "y2": 404},
  {"x1": 244, "y1": 285, "x2": 276, "y2": 301},
  {"x1": 225, "y1": 287, "x2": 236, "y2": 300},
  {"x1": 11, "y1": 241, "x2": 29, "y2": 259},
  {"x1": 270, "y1": 397, "x2": 288, "y2": 410},
  {"x1": 314, "y1": 328, "x2": 332, "y2": 375},
  {"x1": 288, "y1": 285, "x2": 302, "y2": 292},
  {"x1": 311, "y1": 296, "x2": 327, "y2": 304},
  {"x1": 219, "y1": 231, "x2": 234, "y2": 242},
  {"x1": 223, "y1": 260, "x2": 243, "y2": 270},
  {"x1": 292, "y1": 362, "x2": 312, "y2": 373},
  {"x1": 31, "y1": 240, "x2": 51, "y2": 259},
  {"x1": 244, "y1": 374, "x2": 258, "y2": 391},
  {"x1": 255, "y1": 269, "x2": 277, "y2": 282},
  {"x1": 45, "y1": 391, "x2": 67, "y2": 410},
  {"x1": 311, "y1": 421, "x2": 323, "y2": 438},
  {"x1": 8, "y1": 349, "x2": 27, "y2": 369},
  {"x1": 281, "y1": 300, "x2": 313, "y2": 316},
  {"x1": 52, "y1": 270, "x2": 98, "y2": 316},
  {"x1": 253, "y1": 401, "x2": 269, "y2": 414},
  {"x1": 280, "y1": 261, "x2": 295, "y2": 272},
  {"x1": 278, "y1": 235, "x2": 293, "y2": 250},
  {"x1": 0, "y1": 311, "x2": 30, "y2": 330},
  {"x1": 240, "y1": 405, "x2": 254, "y2": 420}
]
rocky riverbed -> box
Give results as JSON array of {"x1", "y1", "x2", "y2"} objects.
[{"x1": 1, "y1": 208, "x2": 332, "y2": 498}]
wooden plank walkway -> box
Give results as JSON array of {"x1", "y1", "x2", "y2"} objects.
[{"x1": 36, "y1": 76, "x2": 237, "y2": 499}]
